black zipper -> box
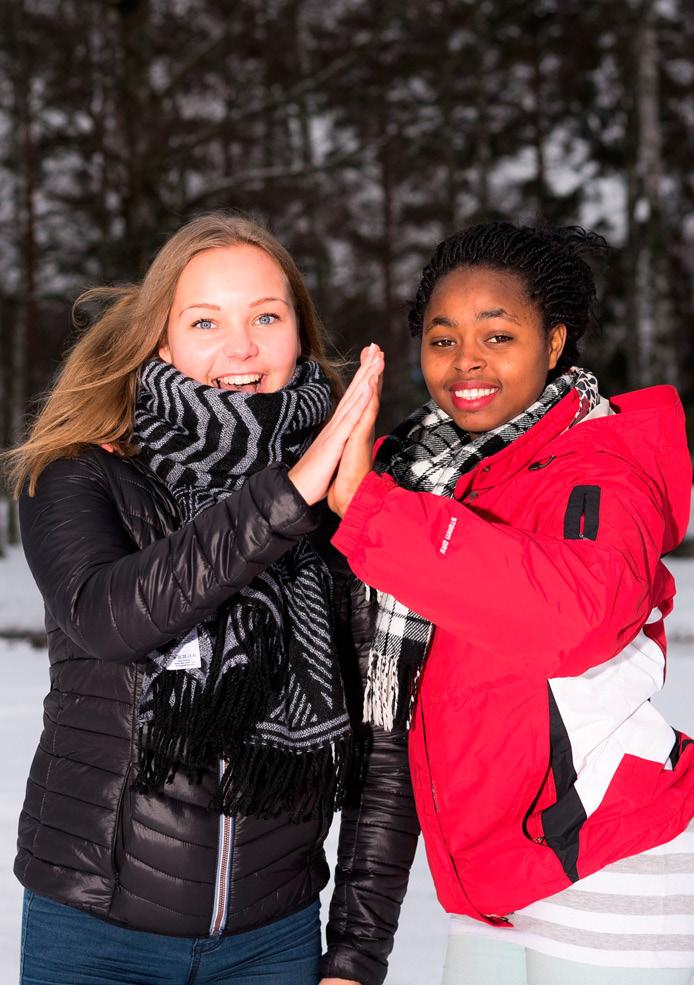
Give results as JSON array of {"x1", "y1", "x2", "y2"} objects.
[
  {"x1": 112, "y1": 664, "x2": 143, "y2": 882},
  {"x1": 111, "y1": 762, "x2": 133, "y2": 881},
  {"x1": 521, "y1": 760, "x2": 551, "y2": 845}
]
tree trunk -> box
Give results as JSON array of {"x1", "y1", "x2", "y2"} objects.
[
  {"x1": 631, "y1": 0, "x2": 676, "y2": 386},
  {"x1": 378, "y1": 121, "x2": 408, "y2": 426},
  {"x1": 474, "y1": 1, "x2": 491, "y2": 219},
  {"x1": 7, "y1": 0, "x2": 36, "y2": 546},
  {"x1": 116, "y1": 0, "x2": 155, "y2": 273},
  {"x1": 532, "y1": 42, "x2": 547, "y2": 218}
]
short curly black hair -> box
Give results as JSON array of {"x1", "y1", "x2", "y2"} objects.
[{"x1": 408, "y1": 222, "x2": 608, "y2": 371}]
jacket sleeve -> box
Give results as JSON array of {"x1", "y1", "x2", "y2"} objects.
[
  {"x1": 318, "y1": 558, "x2": 420, "y2": 985},
  {"x1": 19, "y1": 455, "x2": 317, "y2": 663},
  {"x1": 331, "y1": 464, "x2": 671, "y2": 680}
]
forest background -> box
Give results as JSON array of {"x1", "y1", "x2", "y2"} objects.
[{"x1": 0, "y1": 0, "x2": 693, "y2": 549}]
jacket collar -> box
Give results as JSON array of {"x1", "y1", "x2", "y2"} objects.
[{"x1": 454, "y1": 388, "x2": 581, "y2": 496}]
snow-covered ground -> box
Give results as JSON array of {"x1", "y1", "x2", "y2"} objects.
[{"x1": 1, "y1": 546, "x2": 693, "y2": 983}]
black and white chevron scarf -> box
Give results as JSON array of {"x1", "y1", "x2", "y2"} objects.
[
  {"x1": 133, "y1": 358, "x2": 351, "y2": 819},
  {"x1": 364, "y1": 367, "x2": 600, "y2": 731}
]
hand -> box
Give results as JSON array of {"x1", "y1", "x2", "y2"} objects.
[
  {"x1": 327, "y1": 357, "x2": 383, "y2": 517},
  {"x1": 288, "y1": 344, "x2": 384, "y2": 506}
]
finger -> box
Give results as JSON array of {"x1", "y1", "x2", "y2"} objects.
[
  {"x1": 333, "y1": 379, "x2": 374, "y2": 435},
  {"x1": 346, "y1": 349, "x2": 382, "y2": 401},
  {"x1": 349, "y1": 380, "x2": 380, "y2": 437},
  {"x1": 331, "y1": 346, "x2": 374, "y2": 415},
  {"x1": 354, "y1": 343, "x2": 382, "y2": 381},
  {"x1": 330, "y1": 357, "x2": 378, "y2": 425},
  {"x1": 340, "y1": 400, "x2": 379, "y2": 460},
  {"x1": 329, "y1": 346, "x2": 382, "y2": 431},
  {"x1": 354, "y1": 344, "x2": 382, "y2": 385},
  {"x1": 316, "y1": 387, "x2": 374, "y2": 474}
]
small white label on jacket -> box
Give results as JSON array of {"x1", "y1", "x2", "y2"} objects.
[
  {"x1": 167, "y1": 628, "x2": 202, "y2": 671},
  {"x1": 439, "y1": 516, "x2": 458, "y2": 555}
]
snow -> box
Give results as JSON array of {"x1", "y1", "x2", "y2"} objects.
[
  {"x1": 1, "y1": 545, "x2": 693, "y2": 983},
  {"x1": 0, "y1": 546, "x2": 45, "y2": 636}
]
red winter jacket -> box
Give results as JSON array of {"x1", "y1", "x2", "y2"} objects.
[{"x1": 332, "y1": 385, "x2": 693, "y2": 925}]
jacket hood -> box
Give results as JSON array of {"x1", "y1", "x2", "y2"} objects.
[{"x1": 603, "y1": 385, "x2": 691, "y2": 555}]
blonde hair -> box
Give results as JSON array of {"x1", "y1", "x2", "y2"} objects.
[{"x1": 6, "y1": 212, "x2": 344, "y2": 496}]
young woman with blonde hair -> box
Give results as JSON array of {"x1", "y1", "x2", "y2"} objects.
[{"x1": 8, "y1": 212, "x2": 418, "y2": 985}]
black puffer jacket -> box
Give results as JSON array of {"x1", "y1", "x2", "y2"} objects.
[{"x1": 16, "y1": 447, "x2": 419, "y2": 985}]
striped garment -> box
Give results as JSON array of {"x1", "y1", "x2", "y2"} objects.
[
  {"x1": 132, "y1": 357, "x2": 351, "y2": 820},
  {"x1": 450, "y1": 821, "x2": 694, "y2": 968}
]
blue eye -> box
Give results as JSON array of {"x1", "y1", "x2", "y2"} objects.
[
  {"x1": 193, "y1": 318, "x2": 215, "y2": 330},
  {"x1": 256, "y1": 312, "x2": 278, "y2": 326}
]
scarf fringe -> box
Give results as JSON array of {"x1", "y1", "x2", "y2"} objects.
[
  {"x1": 363, "y1": 649, "x2": 420, "y2": 731},
  {"x1": 136, "y1": 605, "x2": 352, "y2": 820},
  {"x1": 136, "y1": 730, "x2": 351, "y2": 822},
  {"x1": 212, "y1": 735, "x2": 351, "y2": 821},
  {"x1": 136, "y1": 608, "x2": 281, "y2": 795}
]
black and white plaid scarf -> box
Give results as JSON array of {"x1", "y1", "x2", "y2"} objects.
[
  {"x1": 365, "y1": 367, "x2": 600, "y2": 730},
  {"x1": 132, "y1": 358, "x2": 350, "y2": 819}
]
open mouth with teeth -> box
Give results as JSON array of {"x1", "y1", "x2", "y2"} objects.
[
  {"x1": 448, "y1": 382, "x2": 501, "y2": 413},
  {"x1": 212, "y1": 373, "x2": 264, "y2": 393},
  {"x1": 452, "y1": 387, "x2": 498, "y2": 401}
]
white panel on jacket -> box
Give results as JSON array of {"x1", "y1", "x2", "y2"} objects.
[{"x1": 548, "y1": 610, "x2": 675, "y2": 819}]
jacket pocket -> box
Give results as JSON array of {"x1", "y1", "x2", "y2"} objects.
[
  {"x1": 522, "y1": 686, "x2": 586, "y2": 883},
  {"x1": 522, "y1": 761, "x2": 555, "y2": 845}
]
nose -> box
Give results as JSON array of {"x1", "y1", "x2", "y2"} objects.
[
  {"x1": 452, "y1": 342, "x2": 486, "y2": 373},
  {"x1": 221, "y1": 323, "x2": 259, "y2": 360}
]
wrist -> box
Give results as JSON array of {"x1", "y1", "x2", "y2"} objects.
[{"x1": 287, "y1": 463, "x2": 317, "y2": 507}]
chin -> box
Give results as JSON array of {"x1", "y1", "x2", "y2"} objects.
[{"x1": 450, "y1": 410, "x2": 498, "y2": 434}]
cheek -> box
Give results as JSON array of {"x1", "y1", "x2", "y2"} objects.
[
  {"x1": 419, "y1": 343, "x2": 432, "y2": 381},
  {"x1": 159, "y1": 329, "x2": 217, "y2": 378},
  {"x1": 503, "y1": 349, "x2": 553, "y2": 405},
  {"x1": 275, "y1": 325, "x2": 301, "y2": 362},
  {"x1": 419, "y1": 347, "x2": 446, "y2": 393},
  {"x1": 267, "y1": 327, "x2": 301, "y2": 379}
]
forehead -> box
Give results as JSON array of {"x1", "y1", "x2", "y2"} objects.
[
  {"x1": 428, "y1": 265, "x2": 530, "y2": 311},
  {"x1": 175, "y1": 244, "x2": 291, "y2": 297}
]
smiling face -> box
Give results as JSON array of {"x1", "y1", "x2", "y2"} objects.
[
  {"x1": 420, "y1": 266, "x2": 567, "y2": 433},
  {"x1": 159, "y1": 243, "x2": 301, "y2": 393}
]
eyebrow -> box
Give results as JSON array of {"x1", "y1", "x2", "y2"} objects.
[
  {"x1": 178, "y1": 297, "x2": 290, "y2": 317},
  {"x1": 424, "y1": 308, "x2": 521, "y2": 332},
  {"x1": 477, "y1": 308, "x2": 521, "y2": 323},
  {"x1": 248, "y1": 296, "x2": 290, "y2": 308},
  {"x1": 179, "y1": 303, "x2": 222, "y2": 316}
]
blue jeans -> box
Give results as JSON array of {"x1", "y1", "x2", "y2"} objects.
[{"x1": 20, "y1": 891, "x2": 321, "y2": 985}]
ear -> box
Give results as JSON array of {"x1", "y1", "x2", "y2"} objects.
[
  {"x1": 158, "y1": 341, "x2": 172, "y2": 364},
  {"x1": 547, "y1": 323, "x2": 567, "y2": 370}
]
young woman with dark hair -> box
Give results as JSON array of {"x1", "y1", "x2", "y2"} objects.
[
  {"x1": 7, "y1": 212, "x2": 419, "y2": 985},
  {"x1": 328, "y1": 222, "x2": 694, "y2": 984}
]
